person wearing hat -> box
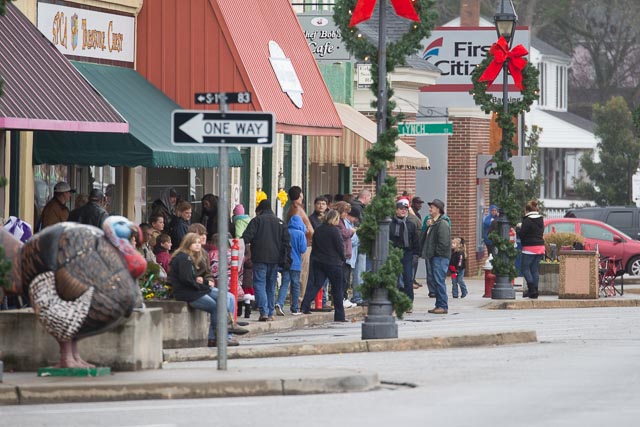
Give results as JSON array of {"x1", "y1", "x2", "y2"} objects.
[
  {"x1": 390, "y1": 198, "x2": 421, "y2": 305},
  {"x1": 242, "y1": 200, "x2": 291, "y2": 321},
  {"x1": 68, "y1": 188, "x2": 109, "y2": 229},
  {"x1": 40, "y1": 181, "x2": 76, "y2": 229},
  {"x1": 422, "y1": 198, "x2": 451, "y2": 314},
  {"x1": 150, "y1": 187, "x2": 179, "y2": 231},
  {"x1": 411, "y1": 196, "x2": 425, "y2": 221}
]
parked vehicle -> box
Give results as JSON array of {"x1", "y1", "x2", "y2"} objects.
[
  {"x1": 545, "y1": 217, "x2": 640, "y2": 275},
  {"x1": 565, "y1": 207, "x2": 640, "y2": 240}
]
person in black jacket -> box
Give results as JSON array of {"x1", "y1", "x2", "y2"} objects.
[
  {"x1": 68, "y1": 188, "x2": 109, "y2": 228},
  {"x1": 390, "y1": 199, "x2": 421, "y2": 304},
  {"x1": 169, "y1": 201, "x2": 192, "y2": 251},
  {"x1": 517, "y1": 200, "x2": 545, "y2": 299},
  {"x1": 242, "y1": 200, "x2": 291, "y2": 321},
  {"x1": 168, "y1": 233, "x2": 247, "y2": 347},
  {"x1": 300, "y1": 209, "x2": 347, "y2": 322}
]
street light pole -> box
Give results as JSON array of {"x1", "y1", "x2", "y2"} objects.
[
  {"x1": 491, "y1": 0, "x2": 517, "y2": 299},
  {"x1": 362, "y1": 1, "x2": 398, "y2": 340}
]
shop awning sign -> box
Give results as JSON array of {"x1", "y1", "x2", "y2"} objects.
[{"x1": 172, "y1": 110, "x2": 275, "y2": 147}]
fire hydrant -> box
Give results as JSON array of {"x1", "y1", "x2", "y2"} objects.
[{"x1": 483, "y1": 255, "x2": 496, "y2": 298}]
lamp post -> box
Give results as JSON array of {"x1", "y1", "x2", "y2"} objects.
[{"x1": 491, "y1": 0, "x2": 517, "y2": 300}]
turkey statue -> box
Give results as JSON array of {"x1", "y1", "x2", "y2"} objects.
[{"x1": 0, "y1": 216, "x2": 146, "y2": 368}]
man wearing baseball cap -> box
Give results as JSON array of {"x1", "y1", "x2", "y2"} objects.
[
  {"x1": 422, "y1": 198, "x2": 451, "y2": 314},
  {"x1": 68, "y1": 188, "x2": 109, "y2": 228},
  {"x1": 40, "y1": 181, "x2": 76, "y2": 229}
]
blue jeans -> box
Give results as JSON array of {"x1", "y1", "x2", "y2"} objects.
[
  {"x1": 352, "y1": 253, "x2": 366, "y2": 302},
  {"x1": 253, "y1": 262, "x2": 278, "y2": 317},
  {"x1": 398, "y1": 250, "x2": 414, "y2": 301},
  {"x1": 276, "y1": 269, "x2": 301, "y2": 313},
  {"x1": 430, "y1": 257, "x2": 449, "y2": 310},
  {"x1": 521, "y1": 253, "x2": 543, "y2": 295},
  {"x1": 189, "y1": 288, "x2": 236, "y2": 340},
  {"x1": 425, "y1": 258, "x2": 436, "y2": 296},
  {"x1": 451, "y1": 268, "x2": 468, "y2": 298},
  {"x1": 302, "y1": 260, "x2": 344, "y2": 321}
]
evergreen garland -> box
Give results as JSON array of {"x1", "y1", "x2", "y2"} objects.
[
  {"x1": 470, "y1": 51, "x2": 540, "y2": 278},
  {"x1": 334, "y1": 0, "x2": 437, "y2": 317}
]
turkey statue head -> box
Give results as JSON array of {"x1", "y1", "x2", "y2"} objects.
[{"x1": 1, "y1": 216, "x2": 146, "y2": 368}]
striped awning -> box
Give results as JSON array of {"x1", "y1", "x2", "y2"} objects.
[
  {"x1": 0, "y1": 3, "x2": 127, "y2": 133},
  {"x1": 309, "y1": 103, "x2": 430, "y2": 169}
]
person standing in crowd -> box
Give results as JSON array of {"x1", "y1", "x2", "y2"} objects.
[
  {"x1": 421, "y1": 209, "x2": 451, "y2": 298},
  {"x1": 423, "y1": 199, "x2": 451, "y2": 314},
  {"x1": 406, "y1": 196, "x2": 423, "y2": 289},
  {"x1": 483, "y1": 204, "x2": 499, "y2": 256},
  {"x1": 449, "y1": 237, "x2": 468, "y2": 298},
  {"x1": 168, "y1": 233, "x2": 247, "y2": 347},
  {"x1": 169, "y1": 201, "x2": 192, "y2": 251},
  {"x1": 286, "y1": 186, "x2": 314, "y2": 308},
  {"x1": 345, "y1": 205, "x2": 360, "y2": 305},
  {"x1": 334, "y1": 201, "x2": 355, "y2": 309},
  {"x1": 231, "y1": 204, "x2": 250, "y2": 239},
  {"x1": 138, "y1": 223, "x2": 157, "y2": 264},
  {"x1": 69, "y1": 188, "x2": 109, "y2": 229},
  {"x1": 41, "y1": 181, "x2": 75, "y2": 229},
  {"x1": 275, "y1": 214, "x2": 307, "y2": 316},
  {"x1": 242, "y1": 200, "x2": 291, "y2": 321},
  {"x1": 309, "y1": 195, "x2": 328, "y2": 230},
  {"x1": 154, "y1": 233, "x2": 172, "y2": 273},
  {"x1": 200, "y1": 193, "x2": 219, "y2": 242},
  {"x1": 350, "y1": 189, "x2": 371, "y2": 306},
  {"x1": 390, "y1": 198, "x2": 420, "y2": 306},
  {"x1": 517, "y1": 200, "x2": 545, "y2": 299},
  {"x1": 411, "y1": 196, "x2": 424, "y2": 222},
  {"x1": 300, "y1": 209, "x2": 346, "y2": 322},
  {"x1": 151, "y1": 187, "x2": 178, "y2": 230},
  {"x1": 150, "y1": 214, "x2": 165, "y2": 234}
]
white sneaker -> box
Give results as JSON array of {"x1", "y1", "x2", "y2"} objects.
[
  {"x1": 291, "y1": 311, "x2": 302, "y2": 316},
  {"x1": 343, "y1": 299, "x2": 355, "y2": 308},
  {"x1": 275, "y1": 304, "x2": 285, "y2": 316}
]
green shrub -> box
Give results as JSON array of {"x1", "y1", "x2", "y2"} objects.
[{"x1": 543, "y1": 232, "x2": 585, "y2": 255}]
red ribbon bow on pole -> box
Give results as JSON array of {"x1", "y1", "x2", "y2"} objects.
[
  {"x1": 478, "y1": 36, "x2": 529, "y2": 90},
  {"x1": 349, "y1": 0, "x2": 420, "y2": 27}
]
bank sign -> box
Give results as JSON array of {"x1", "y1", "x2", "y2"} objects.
[
  {"x1": 37, "y1": 3, "x2": 135, "y2": 63},
  {"x1": 421, "y1": 27, "x2": 530, "y2": 88}
]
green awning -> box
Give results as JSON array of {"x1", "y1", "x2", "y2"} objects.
[{"x1": 34, "y1": 62, "x2": 242, "y2": 168}]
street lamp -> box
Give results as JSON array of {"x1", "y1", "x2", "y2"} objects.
[{"x1": 492, "y1": 0, "x2": 517, "y2": 300}]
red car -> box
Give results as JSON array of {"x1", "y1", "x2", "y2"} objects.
[{"x1": 544, "y1": 218, "x2": 640, "y2": 275}]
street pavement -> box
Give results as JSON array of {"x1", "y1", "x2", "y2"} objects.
[{"x1": 2, "y1": 278, "x2": 640, "y2": 407}]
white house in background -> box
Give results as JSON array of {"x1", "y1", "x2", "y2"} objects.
[{"x1": 527, "y1": 36, "x2": 598, "y2": 214}]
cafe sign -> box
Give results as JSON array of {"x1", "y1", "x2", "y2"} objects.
[{"x1": 37, "y1": 3, "x2": 135, "y2": 63}]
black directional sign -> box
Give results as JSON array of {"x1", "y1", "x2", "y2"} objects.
[
  {"x1": 172, "y1": 110, "x2": 275, "y2": 147},
  {"x1": 194, "y1": 92, "x2": 252, "y2": 105}
]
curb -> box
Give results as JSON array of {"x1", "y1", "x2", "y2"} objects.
[
  {"x1": 485, "y1": 299, "x2": 640, "y2": 310},
  {"x1": 241, "y1": 307, "x2": 366, "y2": 336},
  {"x1": 0, "y1": 368, "x2": 379, "y2": 405},
  {"x1": 164, "y1": 330, "x2": 538, "y2": 362}
]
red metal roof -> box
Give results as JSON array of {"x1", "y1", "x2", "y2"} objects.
[
  {"x1": 211, "y1": 0, "x2": 341, "y2": 136},
  {"x1": 0, "y1": 3, "x2": 128, "y2": 132}
]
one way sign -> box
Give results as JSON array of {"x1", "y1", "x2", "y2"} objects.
[{"x1": 172, "y1": 110, "x2": 275, "y2": 147}]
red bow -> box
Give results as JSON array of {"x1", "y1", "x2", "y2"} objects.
[
  {"x1": 349, "y1": 0, "x2": 420, "y2": 27},
  {"x1": 479, "y1": 36, "x2": 529, "y2": 90}
]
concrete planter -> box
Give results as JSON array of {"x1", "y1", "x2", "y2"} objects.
[
  {"x1": 538, "y1": 263, "x2": 559, "y2": 295},
  {"x1": 145, "y1": 300, "x2": 208, "y2": 348},
  {"x1": 0, "y1": 308, "x2": 163, "y2": 371},
  {"x1": 559, "y1": 250, "x2": 599, "y2": 299}
]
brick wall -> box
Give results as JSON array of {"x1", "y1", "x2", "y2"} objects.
[{"x1": 447, "y1": 116, "x2": 491, "y2": 276}]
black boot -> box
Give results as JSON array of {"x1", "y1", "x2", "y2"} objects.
[
  {"x1": 237, "y1": 300, "x2": 244, "y2": 317},
  {"x1": 523, "y1": 283, "x2": 530, "y2": 298},
  {"x1": 244, "y1": 302, "x2": 251, "y2": 318}
]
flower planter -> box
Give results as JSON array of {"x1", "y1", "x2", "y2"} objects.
[{"x1": 559, "y1": 250, "x2": 599, "y2": 299}]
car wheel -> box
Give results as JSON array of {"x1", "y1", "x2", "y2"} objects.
[{"x1": 627, "y1": 256, "x2": 640, "y2": 276}]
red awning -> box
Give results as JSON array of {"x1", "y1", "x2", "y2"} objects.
[
  {"x1": 0, "y1": 3, "x2": 127, "y2": 133},
  {"x1": 211, "y1": 0, "x2": 342, "y2": 137}
]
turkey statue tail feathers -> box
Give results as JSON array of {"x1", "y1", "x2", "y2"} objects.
[
  {"x1": 29, "y1": 271, "x2": 94, "y2": 342},
  {"x1": 0, "y1": 227, "x2": 23, "y2": 296}
]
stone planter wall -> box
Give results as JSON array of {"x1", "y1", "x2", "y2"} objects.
[
  {"x1": 559, "y1": 250, "x2": 599, "y2": 299},
  {"x1": 145, "y1": 300, "x2": 208, "y2": 348}
]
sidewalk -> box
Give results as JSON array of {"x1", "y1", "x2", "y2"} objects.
[{"x1": 5, "y1": 277, "x2": 638, "y2": 405}]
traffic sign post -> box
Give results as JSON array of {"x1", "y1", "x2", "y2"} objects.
[
  {"x1": 172, "y1": 110, "x2": 275, "y2": 146},
  {"x1": 397, "y1": 122, "x2": 453, "y2": 136}
]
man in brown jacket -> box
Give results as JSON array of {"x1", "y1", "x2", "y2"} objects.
[
  {"x1": 41, "y1": 181, "x2": 75, "y2": 229},
  {"x1": 286, "y1": 186, "x2": 314, "y2": 306}
]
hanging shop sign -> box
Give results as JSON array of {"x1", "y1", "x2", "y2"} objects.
[
  {"x1": 37, "y1": 3, "x2": 135, "y2": 63},
  {"x1": 298, "y1": 12, "x2": 349, "y2": 61}
]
